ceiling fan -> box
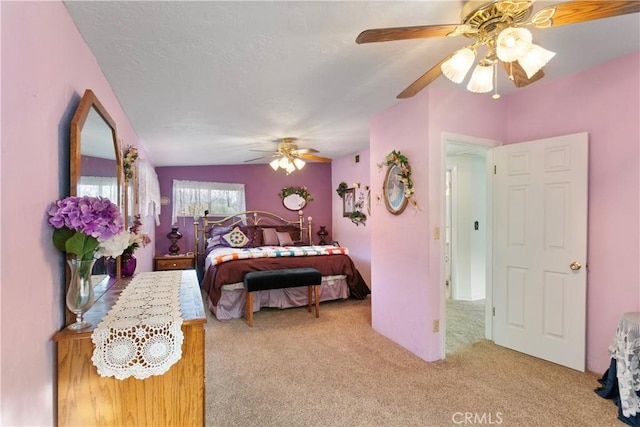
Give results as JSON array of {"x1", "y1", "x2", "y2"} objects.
[
  {"x1": 244, "y1": 137, "x2": 332, "y2": 174},
  {"x1": 356, "y1": 0, "x2": 640, "y2": 99}
]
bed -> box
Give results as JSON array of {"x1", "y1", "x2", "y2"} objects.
[{"x1": 194, "y1": 210, "x2": 370, "y2": 321}]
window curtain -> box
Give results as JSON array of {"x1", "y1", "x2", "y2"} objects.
[
  {"x1": 78, "y1": 176, "x2": 119, "y2": 203},
  {"x1": 172, "y1": 180, "x2": 246, "y2": 225},
  {"x1": 138, "y1": 159, "x2": 162, "y2": 225}
]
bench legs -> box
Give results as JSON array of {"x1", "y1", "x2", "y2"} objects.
[{"x1": 245, "y1": 285, "x2": 320, "y2": 327}]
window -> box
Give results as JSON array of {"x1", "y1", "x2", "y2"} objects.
[
  {"x1": 172, "y1": 180, "x2": 246, "y2": 225},
  {"x1": 78, "y1": 176, "x2": 119, "y2": 202}
]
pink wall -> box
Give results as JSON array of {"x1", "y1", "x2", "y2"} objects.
[
  {"x1": 331, "y1": 149, "x2": 371, "y2": 287},
  {"x1": 370, "y1": 85, "x2": 504, "y2": 361},
  {"x1": 504, "y1": 52, "x2": 640, "y2": 372},
  {"x1": 370, "y1": 51, "x2": 639, "y2": 372},
  {"x1": 154, "y1": 163, "x2": 332, "y2": 256},
  {"x1": 1, "y1": 2, "x2": 147, "y2": 424}
]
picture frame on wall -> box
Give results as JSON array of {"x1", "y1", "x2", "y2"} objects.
[
  {"x1": 383, "y1": 163, "x2": 408, "y2": 215},
  {"x1": 342, "y1": 188, "x2": 355, "y2": 217}
]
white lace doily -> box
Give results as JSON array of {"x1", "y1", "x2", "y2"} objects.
[
  {"x1": 91, "y1": 271, "x2": 185, "y2": 380},
  {"x1": 608, "y1": 312, "x2": 640, "y2": 417}
]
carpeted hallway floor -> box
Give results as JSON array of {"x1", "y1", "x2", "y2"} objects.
[{"x1": 446, "y1": 298, "x2": 485, "y2": 354}]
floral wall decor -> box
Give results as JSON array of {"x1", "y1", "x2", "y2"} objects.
[
  {"x1": 280, "y1": 186, "x2": 313, "y2": 211},
  {"x1": 279, "y1": 186, "x2": 313, "y2": 202},
  {"x1": 335, "y1": 182, "x2": 348, "y2": 198},
  {"x1": 379, "y1": 150, "x2": 417, "y2": 215},
  {"x1": 123, "y1": 145, "x2": 138, "y2": 182}
]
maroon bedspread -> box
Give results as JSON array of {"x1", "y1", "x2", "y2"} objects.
[{"x1": 202, "y1": 254, "x2": 369, "y2": 307}]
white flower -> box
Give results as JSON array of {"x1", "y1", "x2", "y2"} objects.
[{"x1": 96, "y1": 231, "x2": 131, "y2": 258}]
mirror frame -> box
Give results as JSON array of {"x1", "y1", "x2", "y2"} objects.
[
  {"x1": 282, "y1": 193, "x2": 306, "y2": 211},
  {"x1": 68, "y1": 89, "x2": 122, "y2": 324}
]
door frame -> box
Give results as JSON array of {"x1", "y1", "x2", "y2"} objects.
[{"x1": 440, "y1": 132, "x2": 502, "y2": 359}]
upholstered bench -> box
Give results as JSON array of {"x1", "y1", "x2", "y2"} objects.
[{"x1": 243, "y1": 268, "x2": 322, "y2": 327}]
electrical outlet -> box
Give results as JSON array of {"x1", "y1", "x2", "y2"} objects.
[{"x1": 433, "y1": 319, "x2": 440, "y2": 332}]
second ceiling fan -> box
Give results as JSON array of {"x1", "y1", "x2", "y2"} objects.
[
  {"x1": 245, "y1": 137, "x2": 331, "y2": 174},
  {"x1": 356, "y1": 0, "x2": 640, "y2": 98}
]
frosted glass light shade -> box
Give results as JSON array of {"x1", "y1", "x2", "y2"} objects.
[
  {"x1": 467, "y1": 64, "x2": 494, "y2": 93},
  {"x1": 293, "y1": 158, "x2": 305, "y2": 170},
  {"x1": 285, "y1": 162, "x2": 295, "y2": 174},
  {"x1": 269, "y1": 159, "x2": 280, "y2": 171},
  {"x1": 518, "y1": 44, "x2": 556, "y2": 78},
  {"x1": 279, "y1": 157, "x2": 289, "y2": 169},
  {"x1": 496, "y1": 27, "x2": 533, "y2": 62},
  {"x1": 441, "y1": 48, "x2": 476, "y2": 83}
]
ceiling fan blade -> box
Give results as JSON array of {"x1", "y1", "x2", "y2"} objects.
[
  {"x1": 298, "y1": 154, "x2": 332, "y2": 163},
  {"x1": 397, "y1": 54, "x2": 452, "y2": 99},
  {"x1": 501, "y1": 61, "x2": 545, "y2": 88},
  {"x1": 249, "y1": 149, "x2": 277, "y2": 153},
  {"x1": 291, "y1": 148, "x2": 319, "y2": 155},
  {"x1": 244, "y1": 154, "x2": 278, "y2": 163},
  {"x1": 532, "y1": 1, "x2": 640, "y2": 28},
  {"x1": 356, "y1": 24, "x2": 460, "y2": 44}
]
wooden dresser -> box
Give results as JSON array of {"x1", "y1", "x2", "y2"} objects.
[{"x1": 53, "y1": 270, "x2": 206, "y2": 426}]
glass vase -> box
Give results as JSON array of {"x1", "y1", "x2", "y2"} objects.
[{"x1": 66, "y1": 257, "x2": 96, "y2": 330}]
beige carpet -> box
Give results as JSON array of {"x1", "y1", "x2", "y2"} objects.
[
  {"x1": 204, "y1": 296, "x2": 619, "y2": 427},
  {"x1": 446, "y1": 298, "x2": 485, "y2": 354}
]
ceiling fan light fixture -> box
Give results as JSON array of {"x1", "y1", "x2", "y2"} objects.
[
  {"x1": 293, "y1": 158, "x2": 306, "y2": 170},
  {"x1": 441, "y1": 47, "x2": 476, "y2": 84},
  {"x1": 467, "y1": 63, "x2": 494, "y2": 93},
  {"x1": 269, "y1": 158, "x2": 280, "y2": 171},
  {"x1": 279, "y1": 156, "x2": 290, "y2": 169},
  {"x1": 518, "y1": 44, "x2": 556, "y2": 78},
  {"x1": 496, "y1": 27, "x2": 532, "y2": 62},
  {"x1": 285, "y1": 162, "x2": 296, "y2": 174}
]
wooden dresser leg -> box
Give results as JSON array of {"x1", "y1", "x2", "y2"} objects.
[{"x1": 246, "y1": 291, "x2": 254, "y2": 327}]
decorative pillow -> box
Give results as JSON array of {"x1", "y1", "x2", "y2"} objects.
[
  {"x1": 276, "y1": 231, "x2": 294, "y2": 246},
  {"x1": 261, "y1": 228, "x2": 279, "y2": 246},
  {"x1": 223, "y1": 226, "x2": 251, "y2": 248},
  {"x1": 207, "y1": 226, "x2": 234, "y2": 249},
  {"x1": 247, "y1": 226, "x2": 262, "y2": 247}
]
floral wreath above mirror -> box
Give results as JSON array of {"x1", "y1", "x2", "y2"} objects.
[
  {"x1": 381, "y1": 150, "x2": 416, "y2": 215},
  {"x1": 279, "y1": 186, "x2": 313, "y2": 211},
  {"x1": 123, "y1": 145, "x2": 138, "y2": 182}
]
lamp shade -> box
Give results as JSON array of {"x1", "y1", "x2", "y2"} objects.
[
  {"x1": 293, "y1": 158, "x2": 305, "y2": 170},
  {"x1": 441, "y1": 48, "x2": 476, "y2": 84},
  {"x1": 269, "y1": 159, "x2": 280, "y2": 171},
  {"x1": 518, "y1": 44, "x2": 556, "y2": 78},
  {"x1": 466, "y1": 63, "x2": 493, "y2": 93},
  {"x1": 496, "y1": 27, "x2": 533, "y2": 62}
]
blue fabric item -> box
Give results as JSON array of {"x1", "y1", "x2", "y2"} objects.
[{"x1": 595, "y1": 358, "x2": 640, "y2": 427}]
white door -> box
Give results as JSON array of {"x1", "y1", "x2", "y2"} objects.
[{"x1": 493, "y1": 132, "x2": 588, "y2": 371}]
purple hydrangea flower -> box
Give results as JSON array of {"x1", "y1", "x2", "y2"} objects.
[{"x1": 48, "y1": 196, "x2": 124, "y2": 240}]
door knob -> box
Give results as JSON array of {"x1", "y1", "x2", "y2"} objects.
[{"x1": 570, "y1": 261, "x2": 582, "y2": 271}]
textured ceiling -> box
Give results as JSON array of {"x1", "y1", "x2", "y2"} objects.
[{"x1": 63, "y1": 1, "x2": 640, "y2": 167}]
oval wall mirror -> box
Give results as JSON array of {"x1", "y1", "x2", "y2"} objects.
[{"x1": 283, "y1": 193, "x2": 307, "y2": 211}]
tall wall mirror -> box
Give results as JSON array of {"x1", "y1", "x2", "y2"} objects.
[{"x1": 69, "y1": 89, "x2": 122, "y2": 323}]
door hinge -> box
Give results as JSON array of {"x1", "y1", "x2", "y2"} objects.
[
  {"x1": 492, "y1": 307, "x2": 496, "y2": 316},
  {"x1": 493, "y1": 165, "x2": 497, "y2": 175}
]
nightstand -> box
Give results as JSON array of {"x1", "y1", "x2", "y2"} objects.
[{"x1": 154, "y1": 254, "x2": 195, "y2": 271}]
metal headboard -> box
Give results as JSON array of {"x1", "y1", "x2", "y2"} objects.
[{"x1": 193, "y1": 210, "x2": 313, "y2": 258}]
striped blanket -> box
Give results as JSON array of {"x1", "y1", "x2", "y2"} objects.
[{"x1": 207, "y1": 245, "x2": 349, "y2": 267}]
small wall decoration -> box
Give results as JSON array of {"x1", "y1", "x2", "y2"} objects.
[
  {"x1": 336, "y1": 182, "x2": 348, "y2": 198},
  {"x1": 383, "y1": 150, "x2": 415, "y2": 215},
  {"x1": 342, "y1": 188, "x2": 355, "y2": 217},
  {"x1": 279, "y1": 186, "x2": 313, "y2": 211},
  {"x1": 122, "y1": 145, "x2": 139, "y2": 183}
]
